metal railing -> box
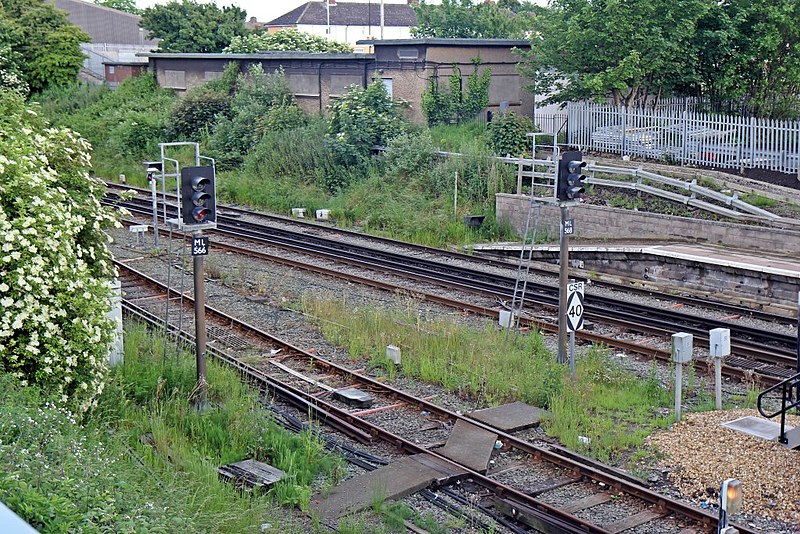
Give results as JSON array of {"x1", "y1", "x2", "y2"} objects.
[
  {"x1": 567, "y1": 102, "x2": 800, "y2": 176},
  {"x1": 757, "y1": 371, "x2": 800, "y2": 444}
]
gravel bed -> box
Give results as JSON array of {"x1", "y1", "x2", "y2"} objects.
[{"x1": 109, "y1": 223, "x2": 799, "y2": 532}]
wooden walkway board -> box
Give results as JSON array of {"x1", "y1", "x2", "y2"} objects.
[
  {"x1": 436, "y1": 419, "x2": 497, "y2": 474},
  {"x1": 218, "y1": 459, "x2": 285, "y2": 489},
  {"x1": 311, "y1": 454, "x2": 465, "y2": 521},
  {"x1": 467, "y1": 401, "x2": 546, "y2": 432}
]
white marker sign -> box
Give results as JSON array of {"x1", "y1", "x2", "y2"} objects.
[{"x1": 566, "y1": 281, "x2": 584, "y2": 332}]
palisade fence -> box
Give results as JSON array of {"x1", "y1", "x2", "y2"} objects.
[{"x1": 565, "y1": 102, "x2": 800, "y2": 176}]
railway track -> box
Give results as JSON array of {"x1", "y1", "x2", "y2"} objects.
[
  {"x1": 117, "y1": 259, "x2": 756, "y2": 533},
  {"x1": 107, "y1": 188, "x2": 798, "y2": 386}
]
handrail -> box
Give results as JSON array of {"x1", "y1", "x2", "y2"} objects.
[
  {"x1": 757, "y1": 371, "x2": 800, "y2": 445},
  {"x1": 757, "y1": 371, "x2": 800, "y2": 418}
]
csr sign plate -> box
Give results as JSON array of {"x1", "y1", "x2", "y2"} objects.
[{"x1": 566, "y1": 281, "x2": 584, "y2": 332}]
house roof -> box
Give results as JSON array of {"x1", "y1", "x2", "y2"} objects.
[{"x1": 267, "y1": 2, "x2": 417, "y2": 28}]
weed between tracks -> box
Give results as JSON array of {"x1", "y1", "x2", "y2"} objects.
[
  {"x1": 0, "y1": 322, "x2": 339, "y2": 533},
  {"x1": 302, "y1": 295, "x2": 676, "y2": 463}
]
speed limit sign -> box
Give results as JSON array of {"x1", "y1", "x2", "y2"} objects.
[{"x1": 566, "y1": 281, "x2": 584, "y2": 332}]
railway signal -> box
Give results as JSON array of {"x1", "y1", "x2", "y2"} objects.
[
  {"x1": 180, "y1": 166, "x2": 216, "y2": 226},
  {"x1": 557, "y1": 151, "x2": 586, "y2": 202},
  {"x1": 718, "y1": 478, "x2": 742, "y2": 534}
]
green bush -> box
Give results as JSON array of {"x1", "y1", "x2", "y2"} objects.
[
  {"x1": 169, "y1": 88, "x2": 231, "y2": 140},
  {"x1": 225, "y1": 28, "x2": 352, "y2": 53},
  {"x1": 327, "y1": 80, "x2": 408, "y2": 166},
  {"x1": 208, "y1": 65, "x2": 304, "y2": 169},
  {"x1": 486, "y1": 111, "x2": 535, "y2": 156},
  {"x1": 0, "y1": 91, "x2": 119, "y2": 412},
  {"x1": 382, "y1": 131, "x2": 438, "y2": 178}
]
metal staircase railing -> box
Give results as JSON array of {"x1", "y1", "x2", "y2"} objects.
[{"x1": 757, "y1": 371, "x2": 800, "y2": 444}]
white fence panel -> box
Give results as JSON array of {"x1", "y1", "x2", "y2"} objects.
[{"x1": 566, "y1": 103, "x2": 800, "y2": 175}]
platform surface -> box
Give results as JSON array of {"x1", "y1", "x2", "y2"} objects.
[
  {"x1": 467, "y1": 401, "x2": 545, "y2": 432},
  {"x1": 311, "y1": 454, "x2": 465, "y2": 521},
  {"x1": 472, "y1": 242, "x2": 800, "y2": 279},
  {"x1": 436, "y1": 418, "x2": 498, "y2": 473}
]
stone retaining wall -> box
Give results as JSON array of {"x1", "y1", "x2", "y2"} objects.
[{"x1": 496, "y1": 194, "x2": 800, "y2": 254}]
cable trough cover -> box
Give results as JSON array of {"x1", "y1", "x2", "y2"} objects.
[{"x1": 218, "y1": 459, "x2": 285, "y2": 491}]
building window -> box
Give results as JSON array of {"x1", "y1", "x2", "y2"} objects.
[
  {"x1": 108, "y1": 66, "x2": 115, "y2": 74},
  {"x1": 397, "y1": 48, "x2": 419, "y2": 60},
  {"x1": 381, "y1": 78, "x2": 393, "y2": 98},
  {"x1": 164, "y1": 69, "x2": 186, "y2": 90}
]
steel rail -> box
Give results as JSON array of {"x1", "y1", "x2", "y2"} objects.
[
  {"x1": 105, "y1": 183, "x2": 795, "y2": 325},
  {"x1": 116, "y1": 259, "x2": 756, "y2": 533}
]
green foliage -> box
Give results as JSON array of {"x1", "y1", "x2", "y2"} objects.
[
  {"x1": 422, "y1": 61, "x2": 491, "y2": 125},
  {"x1": 412, "y1": 0, "x2": 534, "y2": 38},
  {"x1": 486, "y1": 111, "x2": 535, "y2": 156},
  {"x1": 0, "y1": 44, "x2": 27, "y2": 95},
  {"x1": 0, "y1": 324, "x2": 339, "y2": 532},
  {"x1": 327, "y1": 80, "x2": 408, "y2": 168},
  {"x1": 42, "y1": 74, "x2": 176, "y2": 161},
  {"x1": 0, "y1": 0, "x2": 90, "y2": 94},
  {"x1": 521, "y1": 0, "x2": 712, "y2": 106},
  {"x1": 170, "y1": 88, "x2": 232, "y2": 141},
  {"x1": 93, "y1": 0, "x2": 141, "y2": 14},
  {"x1": 141, "y1": 0, "x2": 247, "y2": 53},
  {"x1": 521, "y1": 0, "x2": 800, "y2": 116},
  {"x1": 382, "y1": 131, "x2": 438, "y2": 178},
  {"x1": 0, "y1": 92, "x2": 120, "y2": 412},
  {"x1": 225, "y1": 28, "x2": 352, "y2": 53},
  {"x1": 208, "y1": 65, "x2": 305, "y2": 169}
]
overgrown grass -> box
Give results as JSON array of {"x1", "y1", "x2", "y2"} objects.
[
  {"x1": 300, "y1": 295, "x2": 675, "y2": 463},
  {"x1": 0, "y1": 322, "x2": 339, "y2": 533}
]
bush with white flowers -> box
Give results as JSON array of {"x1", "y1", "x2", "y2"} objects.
[{"x1": 0, "y1": 91, "x2": 119, "y2": 413}]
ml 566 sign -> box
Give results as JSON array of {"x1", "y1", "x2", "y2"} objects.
[{"x1": 566, "y1": 281, "x2": 584, "y2": 332}]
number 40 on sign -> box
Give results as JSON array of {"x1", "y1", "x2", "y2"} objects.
[{"x1": 566, "y1": 281, "x2": 584, "y2": 332}]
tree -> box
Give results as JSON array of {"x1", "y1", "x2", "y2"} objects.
[
  {"x1": 0, "y1": 0, "x2": 90, "y2": 94},
  {"x1": 0, "y1": 90, "x2": 120, "y2": 413},
  {"x1": 710, "y1": 0, "x2": 800, "y2": 117},
  {"x1": 94, "y1": 0, "x2": 141, "y2": 15},
  {"x1": 225, "y1": 28, "x2": 352, "y2": 54},
  {"x1": 412, "y1": 0, "x2": 533, "y2": 39},
  {"x1": 140, "y1": 0, "x2": 247, "y2": 53},
  {"x1": 519, "y1": 0, "x2": 712, "y2": 108}
]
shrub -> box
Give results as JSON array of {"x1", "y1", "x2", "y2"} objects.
[
  {"x1": 382, "y1": 131, "x2": 438, "y2": 177},
  {"x1": 0, "y1": 92, "x2": 119, "y2": 412},
  {"x1": 208, "y1": 65, "x2": 304, "y2": 169},
  {"x1": 225, "y1": 28, "x2": 352, "y2": 53},
  {"x1": 486, "y1": 111, "x2": 536, "y2": 156},
  {"x1": 327, "y1": 80, "x2": 408, "y2": 166},
  {"x1": 421, "y1": 59, "x2": 491, "y2": 126},
  {"x1": 169, "y1": 88, "x2": 231, "y2": 140}
]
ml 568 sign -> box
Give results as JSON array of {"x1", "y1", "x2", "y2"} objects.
[{"x1": 566, "y1": 281, "x2": 584, "y2": 332}]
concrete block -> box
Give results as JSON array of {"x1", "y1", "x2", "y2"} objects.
[
  {"x1": 315, "y1": 209, "x2": 330, "y2": 220},
  {"x1": 386, "y1": 344, "x2": 401, "y2": 365},
  {"x1": 290, "y1": 208, "x2": 306, "y2": 218}
]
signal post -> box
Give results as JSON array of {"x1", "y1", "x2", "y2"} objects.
[
  {"x1": 556, "y1": 151, "x2": 586, "y2": 364},
  {"x1": 179, "y1": 165, "x2": 217, "y2": 408}
]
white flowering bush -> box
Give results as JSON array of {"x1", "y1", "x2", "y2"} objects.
[{"x1": 0, "y1": 91, "x2": 119, "y2": 413}]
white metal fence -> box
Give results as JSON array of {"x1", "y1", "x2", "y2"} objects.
[{"x1": 566, "y1": 103, "x2": 800, "y2": 175}]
